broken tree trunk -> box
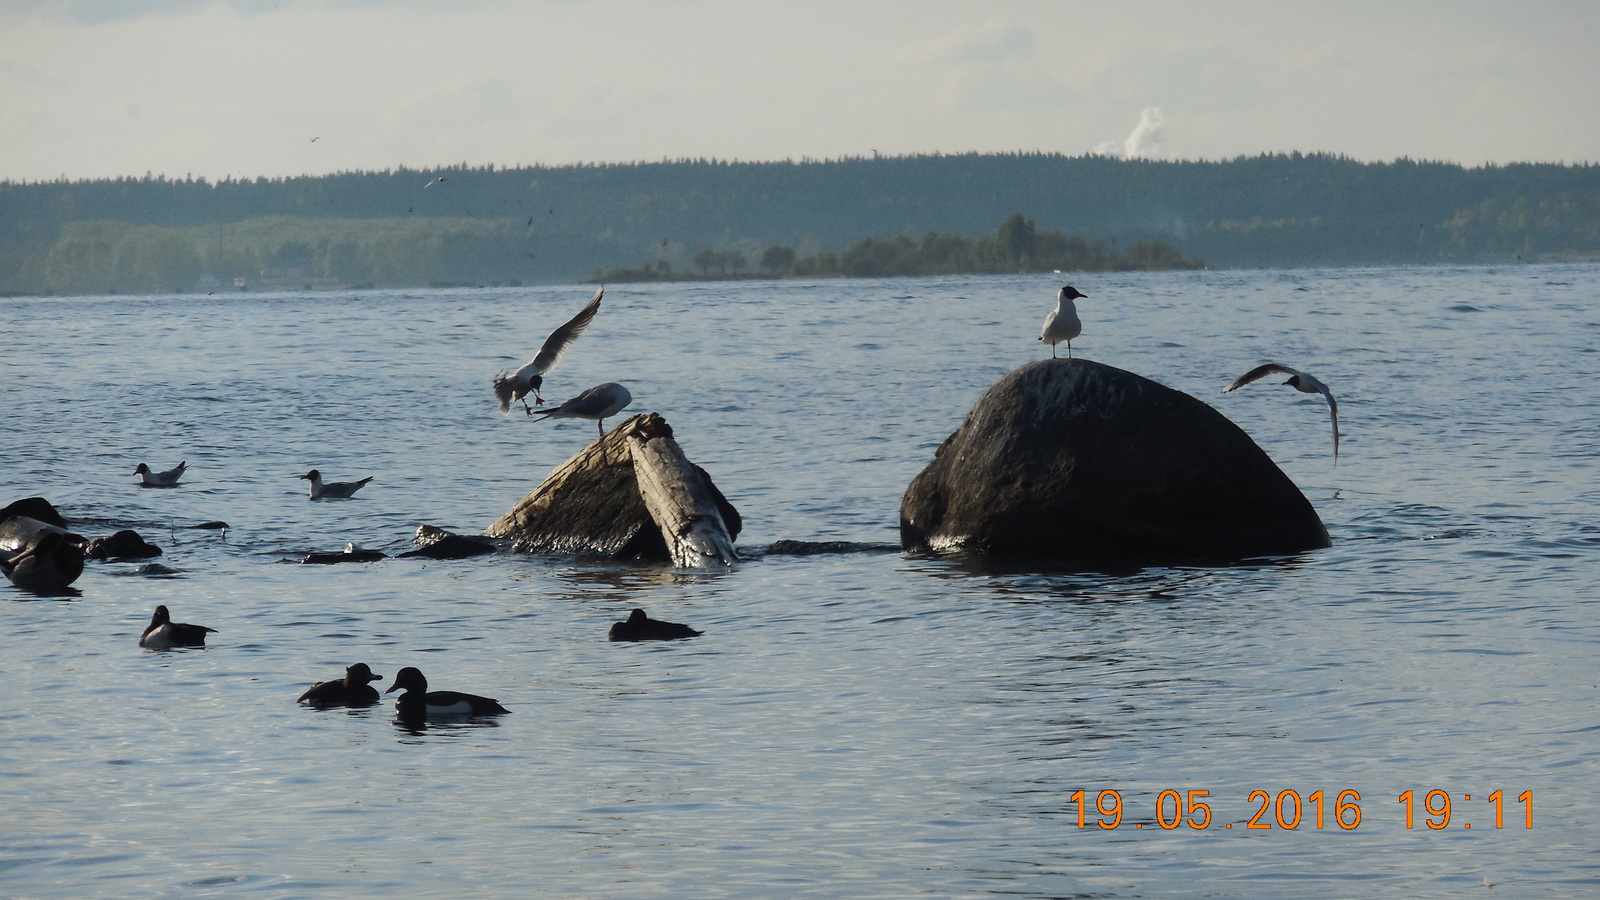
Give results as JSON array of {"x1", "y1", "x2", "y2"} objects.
[{"x1": 484, "y1": 413, "x2": 740, "y2": 566}]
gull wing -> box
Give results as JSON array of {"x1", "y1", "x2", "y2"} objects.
[
  {"x1": 1223, "y1": 363, "x2": 1298, "y2": 393},
  {"x1": 531, "y1": 287, "x2": 603, "y2": 375}
]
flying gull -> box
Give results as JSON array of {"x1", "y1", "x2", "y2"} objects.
[
  {"x1": 1040, "y1": 285, "x2": 1086, "y2": 358},
  {"x1": 494, "y1": 287, "x2": 604, "y2": 415},
  {"x1": 534, "y1": 382, "x2": 632, "y2": 437},
  {"x1": 1223, "y1": 363, "x2": 1340, "y2": 463}
]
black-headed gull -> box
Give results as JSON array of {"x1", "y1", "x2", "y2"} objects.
[
  {"x1": 139, "y1": 604, "x2": 216, "y2": 649},
  {"x1": 1223, "y1": 363, "x2": 1340, "y2": 463},
  {"x1": 534, "y1": 382, "x2": 632, "y2": 437},
  {"x1": 134, "y1": 460, "x2": 186, "y2": 486},
  {"x1": 1040, "y1": 285, "x2": 1086, "y2": 358},
  {"x1": 299, "y1": 469, "x2": 373, "y2": 500},
  {"x1": 494, "y1": 287, "x2": 604, "y2": 415}
]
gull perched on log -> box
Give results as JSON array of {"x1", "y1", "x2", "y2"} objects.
[
  {"x1": 1223, "y1": 363, "x2": 1340, "y2": 464},
  {"x1": 534, "y1": 382, "x2": 632, "y2": 437},
  {"x1": 495, "y1": 287, "x2": 604, "y2": 415},
  {"x1": 1040, "y1": 285, "x2": 1086, "y2": 358}
]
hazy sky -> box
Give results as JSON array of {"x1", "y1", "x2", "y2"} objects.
[{"x1": 3, "y1": 1, "x2": 1598, "y2": 182}]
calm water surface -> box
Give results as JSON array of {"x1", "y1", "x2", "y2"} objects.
[{"x1": 2, "y1": 265, "x2": 1598, "y2": 898}]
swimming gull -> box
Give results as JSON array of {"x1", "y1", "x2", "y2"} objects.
[
  {"x1": 1223, "y1": 363, "x2": 1340, "y2": 463},
  {"x1": 494, "y1": 287, "x2": 604, "y2": 415},
  {"x1": 134, "y1": 460, "x2": 186, "y2": 487},
  {"x1": 299, "y1": 469, "x2": 374, "y2": 500},
  {"x1": 1040, "y1": 285, "x2": 1086, "y2": 358},
  {"x1": 534, "y1": 382, "x2": 632, "y2": 437}
]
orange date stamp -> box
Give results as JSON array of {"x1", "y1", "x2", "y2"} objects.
[{"x1": 1067, "y1": 789, "x2": 1534, "y2": 831}]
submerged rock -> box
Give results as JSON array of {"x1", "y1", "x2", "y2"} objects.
[
  {"x1": 0, "y1": 498, "x2": 86, "y2": 593},
  {"x1": 900, "y1": 359, "x2": 1331, "y2": 566},
  {"x1": 396, "y1": 525, "x2": 498, "y2": 559},
  {"x1": 85, "y1": 529, "x2": 162, "y2": 560}
]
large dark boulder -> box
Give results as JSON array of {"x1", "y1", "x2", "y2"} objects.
[{"x1": 900, "y1": 359, "x2": 1331, "y2": 566}]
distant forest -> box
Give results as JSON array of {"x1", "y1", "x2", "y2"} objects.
[{"x1": 2, "y1": 152, "x2": 1597, "y2": 295}]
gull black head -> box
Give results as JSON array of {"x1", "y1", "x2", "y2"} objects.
[
  {"x1": 299, "y1": 469, "x2": 320, "y2": 481},
  {"x1": 134, "y1": 463, "x2": 151, "y2": 475},
  {"x1": 1060, "y1": 285, "x2": 1087, "y2": 300}
]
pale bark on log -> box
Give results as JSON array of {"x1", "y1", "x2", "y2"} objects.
[{"x1": 628, "y1": 428, "x2": 737, "y2": 567}]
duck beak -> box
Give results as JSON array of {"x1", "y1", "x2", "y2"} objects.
[{"x1": 384, "y1": 683, "x2": 400, "y2": 693}]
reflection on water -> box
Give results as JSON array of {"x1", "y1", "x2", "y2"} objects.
[{"x1": 1, "y1": 266, "x2": 1598, "y2": 898}]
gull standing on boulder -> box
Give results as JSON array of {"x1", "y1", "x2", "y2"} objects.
[
  {"x1": 534, "y1": 382, "x2": 632, "y2": 438},
  {"x1": 494, "y1": 287, "x2": 604, "y2": 415},
  {"x1": 134, "y1": 461, "x2": 186, "y2": 487},
  {"x1": 1041, "y1": 285, "x2": 1086, "y2": 358},
  {"x1": 1223, "y1": 363, "x2": 1340, "y2": 463},
  {"x1": 299, "y1": 469, "x2": 374, "y2": 500}
]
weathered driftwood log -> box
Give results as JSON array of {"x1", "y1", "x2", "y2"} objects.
[
  {"x1": 485, "y1": 413, "x2": 740, "y2": 565},
  {"x1": 0, "y1": 498, "x2": 87, "y2": 593},
  {"x1": 901, "y1": 359, "x2": 1331, "y2": 566}
]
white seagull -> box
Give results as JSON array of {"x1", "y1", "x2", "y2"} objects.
[
  {"x1": 494, "y1": 287, "x2": 604, "y2": 415},
  {"x1": 134, "y1": 460, "x2": 186, "y2": 486},
  {"x1": 1040, "y1": 285, "x2": 1086, "y2": 358},
  {"x1": 1223, "y1": 363, "x2": 1340, "y2": 464},
  {"x1": 534, "y1": 382, "x2": 633, "y2": 437},
  {"x1": 299, "y1": 469, "x2": 374, "y2": 500}
]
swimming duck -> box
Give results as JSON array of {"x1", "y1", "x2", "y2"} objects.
[
  {"x1": 608, "y1": 608, "x2": 703, "y2": 641},
  {"x1": 135, "y1": 461, "x2": 187, "y2": 487},
  {"x1": 299, "y1": 469, "x2": 373, "y2": 500},
  {"x1": 385, "y1": 666, "x2": 509, "y2": 724},
  {"x1": 138, "y1": 605, "x2": 216, "y2": 649},
  {"x1": 298, "y1": 663, "x2": 384, "y2": 707},
  {"x1": 2, "y1": 531, "x2": 85, "y2": 594}
]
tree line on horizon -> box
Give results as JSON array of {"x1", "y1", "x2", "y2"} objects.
[
  {"x1": 594, "y1": 214, "x2": 1204, "y2": 282},
  {"x1": 1, "y1": 152, "x2": 1597, "y2": 295}
]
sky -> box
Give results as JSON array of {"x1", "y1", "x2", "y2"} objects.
[{"x1": 2, "y1": 0, "x2": 1598, "y2": 182}]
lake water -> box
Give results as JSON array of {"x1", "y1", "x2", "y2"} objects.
[{"x1": 2, "y1": 265, "x2": 1597, "y2": 898}]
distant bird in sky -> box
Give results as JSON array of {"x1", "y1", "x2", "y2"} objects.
[
  {"x1": 1223, "y1": 363, "x2": 1341, "y2": 463},
  {"x1": 139, "y1": 604, "x2": 216, "y2": 650},
  {"x1": 494, "y1": 287, "x2": 603, "y2": 415},
  {"x1": 1041, "y1": 285, "x2": 1086, "y2": 358},
  {"x1": 134, "y1": 460, "x2": 186, "y2": 487},
  {"x1": 299, "y1": 469, "x2": 373, "y2": 500},
  {"x1": 310, "y1": 136, "x2": 320, "y2": 142},
  {"x1": 534, "y1": 382, "x2": 633, "y2": 437},
  {"x1": 424, "y1": 176, "x2": 445, "y2": 188}
]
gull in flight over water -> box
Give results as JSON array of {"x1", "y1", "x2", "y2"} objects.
[
  {"x1": 299, "y1": 469, "x2": 374, "y2": 500},
  {"x1": 1223, "y1": 363, "x2": 1340, "y2": 464},
  {"x1": 534, "y1": 382, "x2": 632, "y2": 437},
  {"x1": 134, "y1": 460, "x2": 186, "y2": 487},
  {"x1": 1041, "y1": 285, "x2": 1086, "y2": 358},
  {"x1": 494, "y1": 287, "x2": 604, "y2": 415}
]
